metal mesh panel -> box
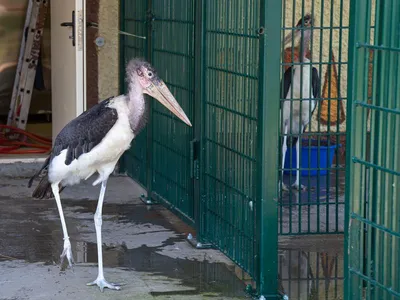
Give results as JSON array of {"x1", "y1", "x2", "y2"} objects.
[
  {"x1": 347, "y1": 0, "x2": 400, "y2": 298},
  {"x1": 278, "y1": 243, "x2": 344, "y2": 299},
  {"x1": 149, "y1": 0, "x2": 195, "y2": 222},
  {"x1": 119, "y1": 0, "x2": 148, "y2": 186},
  {"x1": 278, "y1": 1, "x2": 349, "y2": 235},
  {"x1": 201, "y1": 0, "x2": 260, "y2": 279}
]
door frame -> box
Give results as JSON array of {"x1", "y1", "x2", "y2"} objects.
[
  {"x1": 74, "y1": 0, "x2": 87, "y2": 115},
  {"x1": 51, "y1": 0, "x2": 86, "y2": 141}
]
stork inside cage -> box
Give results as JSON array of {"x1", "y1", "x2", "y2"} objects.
[{"x1": 279, "y1": 6, "x2": 347, "y2": 236}]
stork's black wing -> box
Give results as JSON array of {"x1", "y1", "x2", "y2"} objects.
[
  {"x1": 312, "y1": 67, "x2": 320, "y2": 99},
  {"x1": 280, "y1": 67, "x2": 294, "y2": 109},
  {"x1": 310, "y1": 67, "x2": 321, "y2": 117},
  {"x1": 51, "y1": 96, "x2": 119, "y2": 165}
]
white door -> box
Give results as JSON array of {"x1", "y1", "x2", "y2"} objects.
[{"x1": 51, "y1": 0, "x2": 86, "y2": 141}]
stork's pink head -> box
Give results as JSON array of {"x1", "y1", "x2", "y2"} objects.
[
  {"x1": 295, "y1": 13, "x2": 313, "y2": 28},
  {"x1": 125, "y1": 58, "x2": 192, "y2": 127},
  {"x1": 283, "y1": 13, "x2": 314, "y2": 48}
]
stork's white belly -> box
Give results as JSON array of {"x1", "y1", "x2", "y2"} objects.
[
  {"x1": 281, "y1": 64, "x2": 316, "y2": 134},
  {"x1": 48, "y1": 99, "x2": 135, "y2": 186}
]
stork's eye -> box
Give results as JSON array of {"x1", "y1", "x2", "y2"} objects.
[{"x1": 148, "y1": 72, "x2": 153, "y2": 77}]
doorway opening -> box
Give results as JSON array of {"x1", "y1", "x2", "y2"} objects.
[
  {"x1": 0, "y1": 0, "x2": 98, "y2": 162},
  {"x1": 0, "y1": 0, "x2": 52, "y2": 161}
]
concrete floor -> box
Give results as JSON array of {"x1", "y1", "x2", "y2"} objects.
[
  {"x1": 0, "y1": 161, "x2": 345, "y2": 300},
  {"x1": 0, "y1": 163, "x2": 248, "y2": 300},
  {"x1": 279, "y1": 169, "x2": 346, "y2": 235}
]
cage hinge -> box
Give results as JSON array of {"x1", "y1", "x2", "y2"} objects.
[
  {"x1": 257, "y1": 27, "x2": 265, "y2": 35},
  {"x1": 190, "y1": 139, "x2": 200, "y2": 180},
  {"x1": 146, "y1": 10, "x2": 156, "y2": 24}
]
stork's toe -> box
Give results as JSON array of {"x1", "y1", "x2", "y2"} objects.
[
  {"x1": 87, "y1": 278, "x2": 121, "y2": 292},
  {"x1": 279, "y1": 181, "x2": 290, "y2": 192},
  {"x1": 292, "y1": 183, "x2": 306, "y2": 191},
  {"x1": 281, "y1": 183, "x2": 290, "y2": 192},
  {"x1": 60, "y1": 239, "x2": 74, "y2": 269}
]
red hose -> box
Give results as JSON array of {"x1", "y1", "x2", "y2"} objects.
[{"x1": 0, "y1": 124, "x2": 52, "y2": 154}]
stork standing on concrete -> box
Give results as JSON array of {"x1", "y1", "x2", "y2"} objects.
[
  {"x1": 280, "y1": 14, "x2": 320, "y2": 191},
  {"x1": 28, "y1": 58, "x2": 191, "y2": 291}
]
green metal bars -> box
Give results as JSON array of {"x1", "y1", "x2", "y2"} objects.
[
  {"x1": 201, "y1": 0, "x2": 261, "y2": 282},
  {"x1": 120, "y1": 0, "x2": 196, "y2": 223},
  {"x1": 200, "y1": 0, "x2": 281, "y2": 295},
  {"x1": 120, "y1": 0, "x2": 281, "y2": 296},
  {"x1": 119, "y1": 0, "x2": 400, "y2": 298},
  {"x1": 149, "y1": 0, "x2": 196, "y2": 222},
  {"x1": 119, "y1": 0, "x2": 148, "y2": 187},
  {"x1": 346, "y1": 0, "x2": 400, "y2": 298},
  {"x1": 279, "y1": 1, "x2": 349, "y2": 235}
]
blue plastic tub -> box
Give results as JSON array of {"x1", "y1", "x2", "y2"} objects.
[{"x1": 283, "y1": 139, "x2": 341, "y2": 176}]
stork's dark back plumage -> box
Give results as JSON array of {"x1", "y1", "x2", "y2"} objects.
[
  {"x1": 52, "y1": 96, "x2": 118, "y2": 165},
  {"x1": 28, "y1": 96, "x2": 119, "y2": 198}
]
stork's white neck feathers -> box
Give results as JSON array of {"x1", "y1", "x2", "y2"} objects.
[
  {"x1": 300, "y1": 30, "x2": 311, "y2": 62},
  {"x1": 126, "y1": 73, "x2": 147, "y2": 134}
]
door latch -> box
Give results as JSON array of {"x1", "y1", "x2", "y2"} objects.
[
  {"x1": 190, "y1": 139, "x2": 200, "y2": 180},
  {"x1": 60, "y1": 11, "x2": 76, "y2": 46}
]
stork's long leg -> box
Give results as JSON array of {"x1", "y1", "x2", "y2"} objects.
[
  {"x1": 280, "y1": 124, "x2": 289, "y2": 192},
  {"x1": 51, "y1": 183, "x2": 74, "y2": 268},
  {"x1": 293, "y1": 126, "x2": 306, "y2": 190},
  {"x1": 87, "y1": 179, "x2": 121, "y2": 292}
]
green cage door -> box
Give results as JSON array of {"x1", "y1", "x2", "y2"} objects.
[{"x1": 346, "y1": 0, "x2": 400, "y2": 298}]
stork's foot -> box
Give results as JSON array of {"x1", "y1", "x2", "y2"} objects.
[
  {"x1": 279, "y1": 181, "x2": 290, "y2": 192},
  {"x1": 292, "y1": 183, "x2": 306, "y2": 191},
  {"x1": 87, "y1": 277, "x2": 121, "y2": 292},
  {"x1": 60, "y1": 238, "x2": 74, "y2": 269}
]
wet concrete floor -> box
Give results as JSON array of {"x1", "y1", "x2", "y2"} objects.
[
  {"x1": 0, "y1": 162, "x2": 344, "y2": 300},
  {"x1": 279, "y1": 169, "x2": 346, "y2": 235},
  {"x1": 0, "y1": 175, "x2": 248, "y2": 300},
  {"x1": 278, "y1": 235, "x2": 344, "y2": 300}
]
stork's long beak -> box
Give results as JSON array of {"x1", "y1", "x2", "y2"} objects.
[
  {"x1": 283, "y1": 29, "x2": 301, "y2": 47},
  {"x1": 284, "y1": 14, "x2": 313, "y2": 47},
  {"x1": 144, "y1": 79, "x2": 192, "y2": 126}
]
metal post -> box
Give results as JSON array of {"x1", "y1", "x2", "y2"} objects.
[
  {"x1": 257, "y1": 0, "x2": 281, "y2": 297},
  {"x1": 344, "y1": 0, "x2": 357, "y2": 297},
  {"x1": 142, "y1": 0, "x2": 155, "y2": 205},
  {"x1": 193, "y1": 0, "x2": 204, "y2": 239}
]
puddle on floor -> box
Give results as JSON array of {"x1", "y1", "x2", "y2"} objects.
[
  {"x1": 278, "y1": 235, "x2": 344, "y2": 300},
  {"x1": 0, "y1": 196, "x2": 248, "y2": 298},
  {"x1": 0, "y1": 190, "x2": 344, "y2": 300}
]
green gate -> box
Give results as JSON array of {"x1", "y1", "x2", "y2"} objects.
[
  {"x1": 346, "y1": 0, "x2": 400, "y2": 298},
  {"x1": 200, "y1": 0, "x2": 261, "y2": 280},
  {"x1": 199, "y1": 0, "x2": 280, "y2": 294},
  {"x1": 120, "y1": 0, "x2": 196, "y2": 224},
  {"x1": 120, "y1": 0, "x2": 281, "y2": 297}
]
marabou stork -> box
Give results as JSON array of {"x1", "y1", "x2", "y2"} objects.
[
  {"x1": 28, "y1": 58, "x2": 192, "y2": 291},
  {"x1": 280, "y1": 14, "x2": 320, "y2": 191}
]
